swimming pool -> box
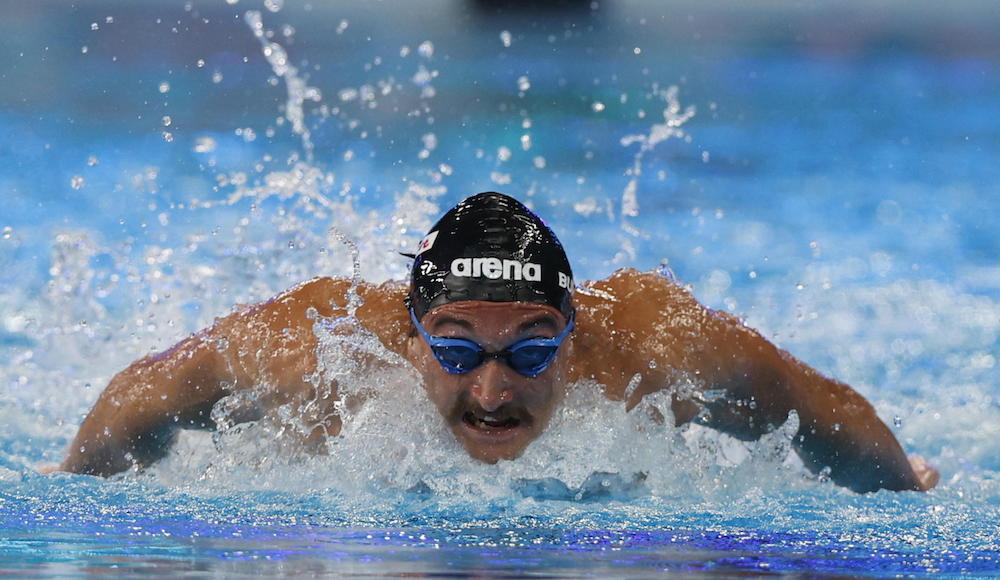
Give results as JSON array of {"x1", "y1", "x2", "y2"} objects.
[{"x1": 2, "y1": 0, "x2": 998, "y2": 576}]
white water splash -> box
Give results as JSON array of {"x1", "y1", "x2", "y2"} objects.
[
  {"x1": 244, "y1": 10, "x2": 321, "y2": 161},
  {"x1": 619, "y1": 86, "x2": 696, "y2": 219}
]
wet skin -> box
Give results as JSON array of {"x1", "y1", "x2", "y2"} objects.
[{"x1": 406, "y1": 301, "x2": 572, "y2": 463}]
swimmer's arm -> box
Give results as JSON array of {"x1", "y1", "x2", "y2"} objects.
[
  {"x1": 576, "y1": 269, "x2": 937, "y2": 493},
  {"x1": 694, "y1": 330, "x2": 937, "y2": 493},
  {"x1": 58, "y1": 329, "x2": 239, "y2": 476},
  {"x1": 697, "y1": 315, "x2": 938, "y2": 492},
  {"x1": 59, "y1": 277, "x2": 410, "y2": 477},
  {"x1": 59, "y1": 278, "x2": 335, "y2": 476}
]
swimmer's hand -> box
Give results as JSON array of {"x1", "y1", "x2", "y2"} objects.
[{"x1": 909, "y1": 454, "x2": 940, "y2": 491}]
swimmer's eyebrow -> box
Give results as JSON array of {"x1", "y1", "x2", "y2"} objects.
[
  {"x1": 428, "y1": 315, "x2": 474, "y2": 332},
  {"x1": 429, "y1": 313, "x2": 561, "y2": 335},
  {"x1": 518, "y1": 314, "x2": 559, "y2": 334}
]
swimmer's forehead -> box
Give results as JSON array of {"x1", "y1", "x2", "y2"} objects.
[{"x1": 424, "y1": 301, "x2": 564, "y2": 331}]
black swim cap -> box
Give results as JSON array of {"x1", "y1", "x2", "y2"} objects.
[{"x1": 408, "y1": 192, "x2": 574, "y2": 320}]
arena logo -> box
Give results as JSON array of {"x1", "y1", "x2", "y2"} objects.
[{"x1": 451, "y1": 257, "x2": 541, "y2": 281}]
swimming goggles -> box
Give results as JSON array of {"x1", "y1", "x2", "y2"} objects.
[{"x1": 409, "y1": 308, "x2": 575, "y2": 377}]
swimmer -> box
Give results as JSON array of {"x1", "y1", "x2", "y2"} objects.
[{"x1": 57, "y1": 192, "x2": 939, "y2": 493}]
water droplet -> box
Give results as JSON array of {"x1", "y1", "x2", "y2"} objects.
[
  {"x1": 288, "y1": 241, "x2": 296, "y2": 249},
  {"x1": 533, "y1": 156, "x2": 546, "y2": 169},
  {"x1": 517, "y1": 76, "x2": 531, "y2": 92},
  {"x1": 196, "y1": 58, "x2": 205, "y2": 68},
  {"x1": 212, "y1": 71, "x2": 224, "y2": 84},
  {"x1": 87, "y1": 155, "x2": 99, "y2": 166},
  {"x1": 158, "y1": 81, "x2": 170, "y2": 94},
  {"x1": 225, "y1": 0, "x2": 239, "y2": 4},
  {"x1": 833, "y1": 422, "x2": 841, "y2": 432},
  {"x1": 499, "y1": 30, "x2": 512, "y2": 48},
  {"x1": 161, "y1": 115, "x2": 172, "y2": 127},
  {"x1": 2, "y1": 227, "x2": 11, "y2": 240},
  {"x1": 648, "y1": 360, "x2": 657, "y2": 369},
  {"x1": 90, "y1": 22, "x2": 99, "y2": 31},
  {"x1": 591, "y1": 101, "x2": 605, "y2": 112},
  {"x1": 893, "y1": 415, "x2": 903, "y2": 428},
  {"x1": 264, "y1": 0, "x2": 283, "y2": 12},
  {"x1": 337, "y1": 20, "x2": 349, "y2": 34},
  {"x1": 633, "y1": 47, "x2": 641, "y2": 55},
  {"x1": 421, "y1": 133, "x2": 438, "y2": 151},
  {"x1": 81, "y1": 46, "x2": 89, "y2": 54},
  {"x1": 193, "y1": 136, "x2": 217, "y2": 153},
  {"x1": 795, "y1": 283, "x2": 805, "y2": 291},
  {"x1": 70, "y1": 175, "x2": 85, "y2": 190},
  {"x1": 497, "y1": 146, "x2": 512, "y2": 162},
  {"x1": 417, "y1": 40, "x2": 434, "y2": 59},
  {"x1": 162, "y1": 131, "x2": 173, "y2": 142}
]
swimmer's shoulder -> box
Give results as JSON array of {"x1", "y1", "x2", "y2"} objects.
[
  {"x1": 570, "y1": 268, "x2": 701, "y2": 394},
  {"x1": 575, "y1": 267, "x2": 698, "y2": 315},
  {"x1": 212, "y1": 277, "x2": 406, "y2": 336},
  {"x1": 258, "y1": 276, "x2": 410, "y2": 352}
]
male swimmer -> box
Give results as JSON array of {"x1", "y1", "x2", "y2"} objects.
[{"x1": 58, "y1": 192, "x2": 939, "y2": 493}]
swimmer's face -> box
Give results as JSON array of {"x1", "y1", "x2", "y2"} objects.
[{"x1": 407, "y1": 301, "x2": 572, "y2": 464}]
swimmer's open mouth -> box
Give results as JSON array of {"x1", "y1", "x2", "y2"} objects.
[{"x1": 463, "y1": 411, "x2": 521, "y2": 431}]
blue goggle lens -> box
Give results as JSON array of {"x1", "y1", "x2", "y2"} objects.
[{"x1": 410, "y1": 309, "x2": 574, "y2": 377}]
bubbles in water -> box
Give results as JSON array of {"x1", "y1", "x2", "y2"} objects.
[
  {"x1": 417, "y1": 41, "x2": 433, "y2": 59},
  {"x1": 517, "y1": 76, "x2": 531, "y2": 93},
  {"x1": 161, "y1": 115, "x2": 172, "y2": 127},
  {"x1": 497, "y1": 146, "x2": 512, "y2": 162},
  {"x1": 592, "y1": 101, "x2": 606, "y2": 113},
  {"x1": 70, "y1": 175, "x2": 85, "y2": 190},
  {"x1": 86, "y1": 155, "x2": 99, "y2": 166},
  {"x1": 158, "y1": 81, "x2": 170, "y2": 94},
  {"x1": 264, "y1": 0, "x2": 283, "y2": 12},
  {"x1": 90, "y1": 22, "x2": 99, "y2": 31},
  {"x1": 225, "y1": 0, "x2": 239, "y2": 4},
  {"x1": 81, "y1": 46, "x2": 88, "y2": 54},
  {"x1": 500, "y1": 30, "x2": 512, "y2": 48}
]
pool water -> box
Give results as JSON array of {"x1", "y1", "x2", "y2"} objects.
[{"x1": 2, "y1": 0, "x2": 999, "y2": 576}]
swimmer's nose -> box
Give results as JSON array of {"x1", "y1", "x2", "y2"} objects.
[{"x1": 470, "y1": 360, "x2": 513, "y2": 412}]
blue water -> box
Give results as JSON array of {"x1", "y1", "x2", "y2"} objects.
[{"x1": 2, "y1": 0, "x2": 999, "y2": 576}]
